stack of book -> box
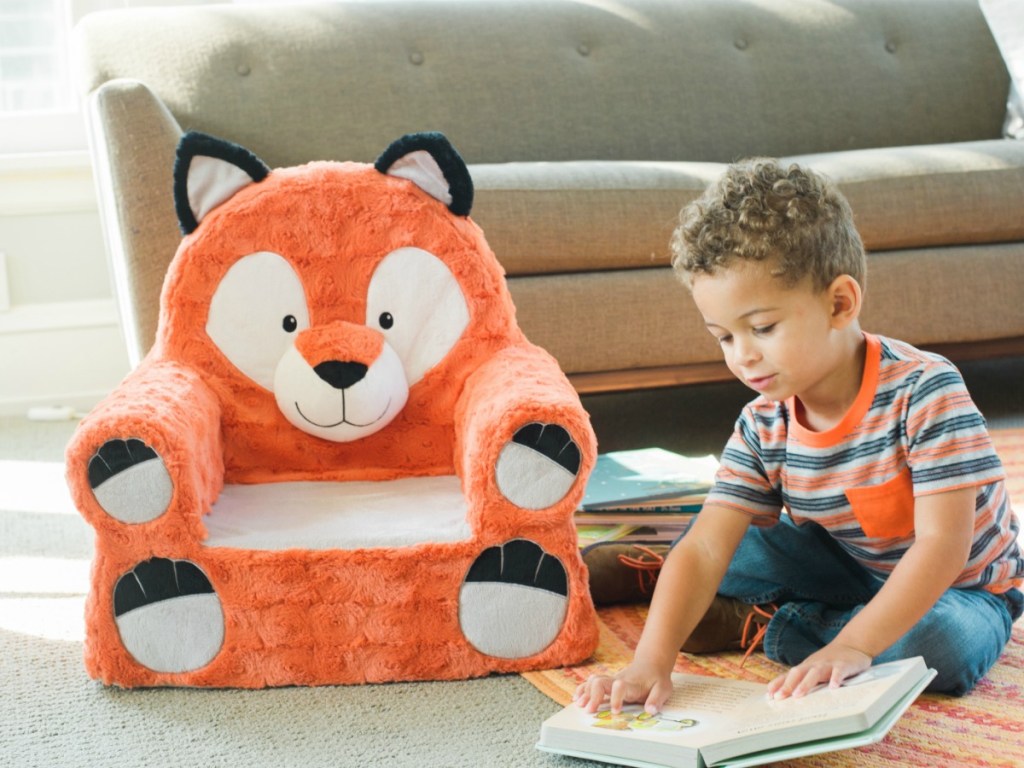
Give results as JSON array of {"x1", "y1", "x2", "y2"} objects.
[{"x1": 576, "y1": 448, "x2": 719, "y2": 547}]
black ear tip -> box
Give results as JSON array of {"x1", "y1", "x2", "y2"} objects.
[
  {"x1": 375, "y1": 132, "x2": 474, "y2": 216},
  {"x1": 173, "y1": 132, "x2": 271, "y2": 235},
  {"x1": 177, "y1": 130, "x2": 209, "y2": 152}
]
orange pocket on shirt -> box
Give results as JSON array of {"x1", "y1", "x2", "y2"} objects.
[{"x1": 844, "y1": 467, "x2": 915, "y2": 539}]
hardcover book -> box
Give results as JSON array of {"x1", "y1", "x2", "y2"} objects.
[
  {"x1": 581, "y1": 449, "x2": 718, "y2": 511},
  {"x1": 537, "y1": 657, "x2": 935, "y2": 768}
]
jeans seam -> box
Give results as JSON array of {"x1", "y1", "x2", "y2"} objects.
[{"x1": 763, "y1": 601, "x2": 857, "y2": 665}]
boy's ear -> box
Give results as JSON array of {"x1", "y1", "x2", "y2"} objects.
[{"x1": 828, "y1": 274, "x2": 863, "y2": 329}]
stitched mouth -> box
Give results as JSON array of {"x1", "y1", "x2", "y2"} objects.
[{"x1": 294, "y1": 396, "x2": 393, "y2": 429}]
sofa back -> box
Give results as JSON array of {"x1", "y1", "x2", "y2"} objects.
[
  {"x1": 76, "y1": 0, "x2": 1024, "y2": 381},
  {"x1": 77, "y1": 0, "x2": 1009, "y2": 169}
]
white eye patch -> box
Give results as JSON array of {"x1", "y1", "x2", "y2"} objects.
[
  {"x1": 206, "y1": 251, "x2": 310, "y2": 389},
  {"x1": 365, "y1": 247, "x2": 469, "y2": 384}
]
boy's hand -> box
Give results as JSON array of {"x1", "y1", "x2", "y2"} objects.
[
  {"x1": 574, "y1": 506, "x2": 752, "y2": 717},
  {"x1": 766, "y1": 643, "x2": 872, "y2": 700},
  {"x1": 574, "y1": 662, "x2": 675, "y2": 715}
]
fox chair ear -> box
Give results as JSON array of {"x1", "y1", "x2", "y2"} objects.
[
  {"x1": 174, "y1": 131, "x2": 271, "y2": 235},
  {"x1": 375, "y1": 132, "x2": 474, "y2": 216}
]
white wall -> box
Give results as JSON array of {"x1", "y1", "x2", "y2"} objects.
[{"x1": 0, "y1": 153, "x2": 131, "y2": 416}]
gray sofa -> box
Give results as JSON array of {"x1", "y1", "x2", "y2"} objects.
[{"x1": 76, "y1": 0, "x2": 1024, "y2": 434}]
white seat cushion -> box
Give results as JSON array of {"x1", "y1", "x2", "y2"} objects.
[{"x1": 202, "y1": 475, "x2": 471, "y2": 551}]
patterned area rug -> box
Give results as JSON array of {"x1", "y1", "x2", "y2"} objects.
[{"x1": 524, "y1": 427, "x2": 1024, "y2": 767}]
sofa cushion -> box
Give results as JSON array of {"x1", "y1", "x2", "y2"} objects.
[
  {"x1": 471, "y1": 161, "x2": 719, "y2": 275},
  {"x1": 508, "y1": 243, "x2": 1024, "y2": 378},
  {"x1": 473, "y1": 140, "x2": 1024, "y2": 276},
  {"x1": 789, "y1": 140, "x2": 1024, "y2": 252}
]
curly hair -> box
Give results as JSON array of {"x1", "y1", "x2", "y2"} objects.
[{"x1": 671, "y1": 158, "x2": 865, "y2": 292}]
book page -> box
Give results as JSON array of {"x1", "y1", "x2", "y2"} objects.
[
  {"x1": 579, "y1": 676, "x2": 763, "y2": 746},
  {"x1": 722, "y1": 659, "x2": 916, "y2": 737},
  {"x1": 663, "y1": 676, "x2": 762, "y2": 714},
  {"x1": 542, "y1": 674, "x2": 762, "y2": 749},
  {"x1": 698, "y1": 657, "x2": 928, "y2": 765}
]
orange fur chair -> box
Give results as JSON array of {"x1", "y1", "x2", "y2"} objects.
[{"x1": 65, "y1": 131, "x2": 599, "y2": 687}]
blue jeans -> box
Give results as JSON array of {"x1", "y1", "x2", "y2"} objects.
[{"x1": 701, "y1": 516, "x2": 1023, "y2": 696}]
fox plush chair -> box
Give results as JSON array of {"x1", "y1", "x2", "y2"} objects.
[{"x1": 65, "y1": 131, "x2": 599, "y2": 688}]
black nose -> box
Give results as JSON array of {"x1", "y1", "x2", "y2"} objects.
[{"x1": 313, "y1": 361, "x2": 368, "y2": 390}]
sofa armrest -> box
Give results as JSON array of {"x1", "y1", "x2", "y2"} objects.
[{"x1": 86, "y1": 79, "x2": 183, "y2": 365}]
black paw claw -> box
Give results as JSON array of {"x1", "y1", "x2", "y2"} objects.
[
  {"x1": 511, "y1": 423, "x2": 581, "y2": 475},
  {"x1": 88, "y1": 438, "x2": 159, "y2": 489},
  {"x1": 465, "y1": 539, "x2": 567, "y2": 596},
  {"x1": 114, "y1": 558, "x2": 215, "y2": 617}
]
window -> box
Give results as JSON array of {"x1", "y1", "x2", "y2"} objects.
[
  {"x1": 1, "y1": 0, "x2": 73, "y2": 113},
  {"x1": 1, "y1": 0, "x2": 85, "y2": 154}
]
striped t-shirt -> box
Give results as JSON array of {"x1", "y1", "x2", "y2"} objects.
[{"x1": 706, "y1": 333, "x2": 1023, "y2": 593}]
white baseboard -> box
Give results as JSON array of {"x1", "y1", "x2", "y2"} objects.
[{"x1": 0, "y1": 299, "x2": 130, "y2": 416}]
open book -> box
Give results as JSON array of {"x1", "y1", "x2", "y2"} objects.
[{"x1": 537, "y1": 657, "x2": 935, "y2": 768}]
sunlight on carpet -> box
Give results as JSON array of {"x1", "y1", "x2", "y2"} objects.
[
  {"x1": 0, "y1": 460, "x2": 77, "y2": 515},
  {"x1": 0, "y1": 459, "x2": 92, "y2": 643},
  {"x1": 0, "y1": 553, "x2": 90, "y2": 643}
]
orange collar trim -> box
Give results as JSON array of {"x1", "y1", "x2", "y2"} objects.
[{"x1": 787, "y1": 332, "x2": 880, "y2": 448}]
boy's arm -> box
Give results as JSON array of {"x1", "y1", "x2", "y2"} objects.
[
  {"x1": 768, "y1": 486, "x2": 976, "y2": 699},
  {"x1": 575, "y1": 504, "x2": 753, "y2": 714}
]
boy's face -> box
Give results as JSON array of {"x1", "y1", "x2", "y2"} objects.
[{"x1": 691, "y1": 261, "x2": 841, "y2": 403}]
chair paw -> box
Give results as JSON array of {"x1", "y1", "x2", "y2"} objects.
[
  {"x1": 495, "y1": 422, "x2": 581, "y2": 509},
  {"x1": 459, "y1": 539, "x2": 568, "y2": 658},
  {"x1": 87, "y1": 438, "x2": 173, "y2": 523},
  {"x1": 113, "y1": 558, "x2": 224, "y2": 674}
]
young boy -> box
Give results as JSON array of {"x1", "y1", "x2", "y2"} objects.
[{"x1": 575, "y1": 159, "x2": 1023, "y2": 714}]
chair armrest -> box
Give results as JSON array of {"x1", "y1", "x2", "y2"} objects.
[
  {"x1": 66, "y1": 358, "x2": 224, "y2": 549},
  {"x1": 454, "y1": 343, "x2": 596, "y2": 534}
]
